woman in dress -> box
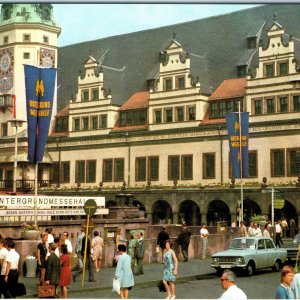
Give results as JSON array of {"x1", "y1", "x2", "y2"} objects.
[
  {"x1": 115, "y1": 244, "x2": 134, "y2": 299},
  {"x1": 162, "y1": 240, "x2": 178, "y2": 300},
  {"x1": 37, "y1": 231, "x2": 48, "y2": 285},
  {"x1": 91, "y1": 230, "x2": 104, "y2": 273},
  {"x1": 114, "y1": 228, "x2": 126, "y2": 265},
  {"x1": 127, "y1": 234, "x2": 137, "y2": 271},
  {"x1": 275, "y1": 265, "x2": 295, "y2": 299},
  {"x1": 59, "y1": 244, "x2": 71, "y2": 298}
]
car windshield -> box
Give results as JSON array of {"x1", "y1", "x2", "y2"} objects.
[{"x1": 229, "y1": 238, "x2": 256, "y2": 249}]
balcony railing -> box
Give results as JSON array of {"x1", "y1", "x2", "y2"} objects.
[{"x1": 0, "y1": 179, "x2": 52, "y2": 192}]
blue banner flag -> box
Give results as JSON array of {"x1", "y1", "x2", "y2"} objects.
[
  {"x1": 226, "y1": 112, "x2": 249, "y2": 179},
  {"x1": 24, "y1": 65, "x2": 57, "y2": 164}
]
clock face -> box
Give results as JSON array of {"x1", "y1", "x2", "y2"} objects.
[{"x1": 0, "y1": 48, "x2": 13, "y2": 75}]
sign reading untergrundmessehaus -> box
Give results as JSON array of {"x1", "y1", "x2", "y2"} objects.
[
  {"x1": 0, "y1": 196, "x2": 108, "y2": 216},
  {"x1": 24, "y1": 65, "x2": 57, "y2": 164}
]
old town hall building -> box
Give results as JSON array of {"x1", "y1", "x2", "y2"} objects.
[{"x1": 0, "y1": 4, "x2": 300, "y2": 226}]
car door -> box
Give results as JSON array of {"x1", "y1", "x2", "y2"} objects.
[
  {"x1": 256, "y1": 239, "x2": 267, "y2": 268},
  {"x1": 265, "y1": 238, "x2": 277, "y2": 266}
]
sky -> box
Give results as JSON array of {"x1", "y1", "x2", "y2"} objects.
[{"x1": 53, "y1": 4, "x2": 260, "y2": 47}]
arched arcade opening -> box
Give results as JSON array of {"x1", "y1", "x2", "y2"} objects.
[
  {"x1": 178, "y1": 200, "x2": 201, "y2": 226},
  {"x1": 207, "y1": 200, "x2": 230, "y2": 226},
  {"x1": 152, "y1": 200, "x2": 173, "y2": 224}
]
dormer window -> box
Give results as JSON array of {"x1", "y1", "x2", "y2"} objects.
[
  {"x1": 278, "y1": 61, "x2": 288, "y2": 76},
  {"x1": 264, "y1": 63, "x2": 274, "y2": 78},
  {"x1": 176, "y1": 76, "x2": 185, "y2": 89},
  {"x1": 82, "y1": 90, "x2": 89, "y2": 102},
  {"x1": 164, "y1": 78, "x2": 172, "y2": 91},
  {"x1": 247, "y1": 37, "x2": 256, "y2": 49},
  {"x1": 237, "y1": 66, "x2": 247, "y2": 78}
]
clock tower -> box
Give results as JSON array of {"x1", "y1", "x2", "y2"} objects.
[{"x1": 0, "y1": 4, "x2": 61, "y2": 137}]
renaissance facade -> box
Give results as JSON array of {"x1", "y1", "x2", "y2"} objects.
[{"x1": 0, "y1": 4, "x2": 300, "y2": 226}]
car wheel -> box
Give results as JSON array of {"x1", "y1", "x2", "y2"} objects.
[
  {"x1": 272, "y1": 260, "x2": 281, "y2": 272},
  {"x1": 246, "y1": 262, "x2": 255, "y2": 276}
]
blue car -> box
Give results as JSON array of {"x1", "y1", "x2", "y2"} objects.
[{"x1": 211, "y1": 237, "x2": 287, "y2": 276}]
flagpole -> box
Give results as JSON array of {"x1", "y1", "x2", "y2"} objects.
[
  {"x1": 238, "y1": 101, "x2": 244, "y2": 223},
  {"x1": 34, "y1": 162, "x2": 38, "y2": 226}
]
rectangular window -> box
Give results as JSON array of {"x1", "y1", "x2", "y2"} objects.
[
  {"x1": 74, "y1": 118, "x2": 80, "y2": 131},
  {"x1": 75, "y1": 161, "x2": 85, "y2": 183},
  {"x1": 135, "y1": 157, "x2": 146, "y2": 181},
  {"x1": 148, "y1": 156, "x2": 159, "y2": 181},
  {"x1": 237, "y1": 65, "x2": 246, "y2": 77},
  {"x1": 265, "y1": 63, "x2": 274, "y2": 77},
  {"x1": 176, "y1": 107, "x2": 184, "y2": 122},
  {"x1": 248, "y1": 151, "x2": 258, "y2": 178},
  {"x1": 0, "y1": 168, "x2": 3, "y2": 180},
  {"x1": 164, "y1": 78, "x2": 172, "y2": 91},
  {"x1": 91, "y1": 116, "x2": 98, "y2": 130},
  {"x1": 266, "y1": 98, "x2": 275, "y2": 114},
  {"x1": 293, "y1": 96, "x2": 300, "y2": 112},
  {"x1": 155, "y1": 110, "x2": 162, "y2": 123},
  {"x1": 92, "y1": 89, "x2": 99, "y2": 100},
  {"x1": 165, "y1": 109, "x2": 173, "y2": 123},
  {"x1": 82, "y1": 117, "x2": 89, "y2": 130},
  {"x1": 23, "y1": 34, "x2": 30, "y2": 42},
  {"x1": 287, "y1": 148, "x2": 300, "y2": 177},
  {"x1": 168, "y1": 156, "x2": 180, "y2": 180},
  {"x1": 203, "y1": 153, "x2": 215, "y2": 179},
  {"x1": 86, "y1": 160, "x2": 96, "y2": 183},
  {"x1": 3, "y1": 36, "x2": 8, "y2": 44},
  {"x1": 43, "y1": 35, "x2": 49, "y2": 44},
  {"x1": 176, "y1": 76, "x2": 185, "y2": 89},
  {"x1": 56, "y1": 117, "x2": 68, "y2": 132},
  {"x1": 279, "y1": 97, "x2": 288, "y2": 112},
  {"x1": 181, "y1": 155, "x2": 193, "y2": 180},
  {"x1": 271, "y1": 149, "x2": 285, "y2": 177},
  {"x1": 52, "y1": 163, "x2": 59, "y2": 184},
  {"x1": 254, "y1": 100, "x2": 262, "y2": 115},
  {"x1": 247, "y1": 37, "x2": 256, "y2": 49},
  {"x1": 103, "y1": 159, "x2": 113, "y2": 182},
  {"x1": 61, "y1": 162, "x2": 70, "y2": 183},
  {"x1": 114, "y1": 158, "x2": 124, "y2": 182},
  {"x1": 188, "y1": 106, "x2": 196, "y2": 120},
  {"x1": 23, "y1": 52, "x2": 30, "y2": 59},
  {"x1": 100, "y1": 115, "x2": 107, "y2": 128},
  {"x1": 279, "y1": 62, "x2": 288, "y2": 76},
  {"x1": 82, "y1": 90, "x2": 89, "y2": 102},
  {"x1": 1, "y1": 123, "x2": 7, "y2": 137}
]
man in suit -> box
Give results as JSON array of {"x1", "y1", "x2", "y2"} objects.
[
  {"x1": 156, "y1": 226, "x2": 169, "y2": 263},
  {"x1": 134, "y1": 232, "x2": 145, "y2": 275},
  {"x1": 72, "y1": 233, "x2": 96, "y2": 282},
  {"x1": 45, "y1": 244, "x2": 60, "y2": 295},
  {"x1": 177, "y1": 224, "x2": 191, "y2": 262}
]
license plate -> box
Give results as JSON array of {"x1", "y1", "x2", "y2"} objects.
[{"x1": 221, "y1": 265, "x2": 232, "y2": 268}]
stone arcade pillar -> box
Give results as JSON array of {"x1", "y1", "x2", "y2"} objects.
[
  {"x1": 201, "y1": 212, "x2": 207, "y2": 225},
  {"x1": 173, "y1": 211, "x2": 179, "y2": 224}
]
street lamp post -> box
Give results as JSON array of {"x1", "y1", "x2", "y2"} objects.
[
  {"x1": 8, "y1": 119, "x2": 26, "y2": 193},
  {"x1": 55, "y1": 137, "x2": 61, "y2": 187}
]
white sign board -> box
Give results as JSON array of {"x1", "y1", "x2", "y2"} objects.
[
  {"x1": 0, "y1": 208, "x2": 109, "y2": 216},
  {"x1": 0, "y1": 195, "x2": 105, "y2": 208}
]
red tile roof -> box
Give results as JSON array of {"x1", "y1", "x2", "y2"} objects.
[
  {"x1": 119, "y1": 91, "x2": 149, "y2": 111},
  {"x1": 209, "y1": 78, "x2": 246, "y2": 101},
  {"x1": 55, "y1": 104, "x2": 69, "y2": 117}
]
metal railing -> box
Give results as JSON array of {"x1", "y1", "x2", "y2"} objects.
[{"x1": 0, "y1": 179, "x2": 53, "y2": 192}]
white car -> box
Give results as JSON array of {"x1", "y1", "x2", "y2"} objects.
[{"x1": 211, "y1": 237, "x2": 287, "y2": 276}]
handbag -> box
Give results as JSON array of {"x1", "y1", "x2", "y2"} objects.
[
  {"x1": 157, "y1": 280, "x2": 167, "y2": 292},
  {"x1": 38, "y1": 285, "x2": 56, "y2": 298},
  {"x1": 16, "y1": 283, "x2": 27, "y2": 296},
  {"x1": 112, "y1": 277, "x2": 121, "y2": 295},
  {"x1": 156, "y1": 245, "x2": 160, "y2": 253}
]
